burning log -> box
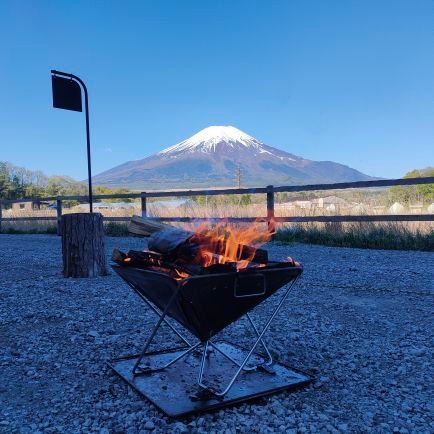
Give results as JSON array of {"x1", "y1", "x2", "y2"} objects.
[
  {"x1": 112, "y1": 248, "x2": 202, "y2": 277},
  {"x1": 112, "y1": 248, "x2": 239, "y2": 276},
  {"x1": 128, "y1": 216, "x2": 268, "y2": 266},
  {"x1": 147, "y1": 228, "x2": 194, "y2": 255},
  {"x1": 121, "y1": 215, "x2": 274, "y2": 278},
  {"x1": 147, "y1": 227, "x2": 268, "y2": 266}
]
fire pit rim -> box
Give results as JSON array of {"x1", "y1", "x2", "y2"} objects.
[{"x1": 113, "y1": 263, "x2": 304, "y2": 284}]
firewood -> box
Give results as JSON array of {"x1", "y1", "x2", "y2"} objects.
[
  {"x1": 128, "y1": 215, "x2": 174, "y2": 237},
  {"x1": 148, "y1": 228, "x2": 193, "y2": 255},
  {"x1": 112, "y1": 248, "x2": 202, "y2": 276},
  {"x1": 239, "y1": 244, "x2": 268, "y2": 264},
  {"x1": 112, "y1": 248, "x2": 127, "y2": 263}
]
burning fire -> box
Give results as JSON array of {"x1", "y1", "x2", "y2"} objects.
[
  {"x1": 113, "y1": 220, "x2": 289, "y2": 281},
  {"x1": 188, "y1": 221, "x2": 272, "y2": 270}
]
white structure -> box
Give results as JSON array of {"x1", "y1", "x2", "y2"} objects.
[
  {"x1": 313, "y1": 196, "x2": 350, "y2": 209},
  {"x1": 293, "y1": 200, "x2": 312, "y2": 210},
  {"x1": 75, "y1": 202, "x2": 137, "y2": 210},
  {"x1": 276, "y1": 202, "x2": 296, "y2": 211},
  {"x1": 428, "y1": 203, "x2": 434, "y2": 214},
  {"x1": 150, "y1": 199, "x2": 196, "y2": 210},
  {"x1": 389, "y1": 202, "x2": 405, "y2": 214}
]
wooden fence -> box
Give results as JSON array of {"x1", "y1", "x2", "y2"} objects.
[{"x1": 0, "y1": 176, "x2": 433, "y2": 234}]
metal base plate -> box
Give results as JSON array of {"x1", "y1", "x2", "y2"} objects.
[{"x1": 109, "y1": 341, "x2": 313, "y2": 418}]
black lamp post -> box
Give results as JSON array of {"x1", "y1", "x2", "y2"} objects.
[{"x1": 51, "y1": 70, "x2": 93, "y2": 213}]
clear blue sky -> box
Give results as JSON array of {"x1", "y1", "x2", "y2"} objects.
[{"x1": 1, "y1": 0, "x2": 433, "y2": 180}]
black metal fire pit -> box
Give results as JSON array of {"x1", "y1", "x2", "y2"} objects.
[{"x1": 109, "y1": 257, "x2": 313, "y2": 417}]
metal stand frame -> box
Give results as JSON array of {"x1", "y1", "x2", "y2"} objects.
[{"x1": 128, "y1": 278, "x2": 299, "y2": 397}]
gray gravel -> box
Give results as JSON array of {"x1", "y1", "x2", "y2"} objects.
[{"x1": 0, "y1": 234, "x2": 433, "y2": 433}]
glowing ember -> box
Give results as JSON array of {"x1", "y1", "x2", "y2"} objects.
[{"x1": 174, "y1": 269, "x2": 190, "y2": 280}]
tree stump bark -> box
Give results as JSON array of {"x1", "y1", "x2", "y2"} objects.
[{"x1": 61, "y1": 213, "x2": 108, "y2": 278}]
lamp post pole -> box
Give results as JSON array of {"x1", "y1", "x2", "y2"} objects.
[{"x1": 51, "y1": 70, "x2": 93, "y2": 213}]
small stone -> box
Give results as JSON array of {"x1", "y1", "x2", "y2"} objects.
[
  {"x1": 144, "y1": 421, "x2": 155, "y2": 430},
  {"x1": 409, "y1": 348, "x2": 425, "y2": 357},
  {"x1": 88, "y1": 330, "x2": 100, "y2": 338}
]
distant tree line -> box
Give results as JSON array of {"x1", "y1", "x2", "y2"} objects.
[
  {"x1": 389, "y1": 168, "x2": 434, "y2": 204},
  {"x1": 191, "y1": 194, "x2": 252, "y2": 206},
  {"x1": 0, "y1": 161, "x2": 133, "y2": 203},
  {"x1": 2, "y1": 161, "x2": 432, "y2": 206},
  {"x1": 0, "y1": 161, "x2": 50, "y2": 199}
]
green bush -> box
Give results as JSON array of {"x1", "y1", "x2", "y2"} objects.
[
  {"x1": 104, "y1": 222, "x2": 130, "y2": 236},
  {"x1": 1, "y1": 226, "x2": 57, "y2": 235}
]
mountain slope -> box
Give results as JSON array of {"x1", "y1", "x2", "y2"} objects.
[{"x1": 93, "y1": 126, "x2": 375, "y2": 189}]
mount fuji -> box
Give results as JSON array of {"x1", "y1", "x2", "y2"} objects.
[{"x1": 93, "y1": 126, "x2": 375, "y2": 189}]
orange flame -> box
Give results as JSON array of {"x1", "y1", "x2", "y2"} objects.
[
  {"x1": 174, "y1": 269, "x2": 190, "y2": 280},
  {"x1": 188, "y1": 221, "x2": 272, "y2": 270}
]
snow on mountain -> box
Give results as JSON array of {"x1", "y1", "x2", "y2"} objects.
[{"x1": 159, "y1": 126, "x2": 275, "y2": 155}]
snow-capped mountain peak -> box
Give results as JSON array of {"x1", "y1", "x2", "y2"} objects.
[
  {"x1": 93, "y1": 124, "x2": 376, "y2": 189},
  {"x1": 158, "y1": 125, "x2": 267, "y2": 155}
]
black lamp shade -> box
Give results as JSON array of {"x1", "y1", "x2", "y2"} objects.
[{"x1": 52, "y1": 75, "x2": 82, "y2": 112}]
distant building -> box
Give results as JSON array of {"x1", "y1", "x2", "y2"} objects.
[
  {"x1": 150, "y1": 199, "x2": 196, "y2": 210},
  {"x1": 276, "y1": 202, "x2": 296, "y2": 211},
  {"x1": 312, "y1": 196, "x2": 350, "y2": 209},
  {"x1": 11, "y1": 201, "x2": 49, "y2": 211},
  {"x1": 75, "y1": 202, "x2": 138, "y2": 211},
  {"x1": 293, "y1": 200, "x2": 312, "y2": 210}
]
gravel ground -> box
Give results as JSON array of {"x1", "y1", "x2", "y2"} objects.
[{"x1": 0, "y1": 234, "x2": 433, "y2": 433}]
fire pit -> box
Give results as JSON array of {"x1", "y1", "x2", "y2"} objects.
[{"x1": 109, "y1": 222, "x2": 314, "y2": 417}]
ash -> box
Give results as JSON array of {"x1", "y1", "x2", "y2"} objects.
[{"x1": 0, "y1": 234, "x2": 433, "y2": 433}]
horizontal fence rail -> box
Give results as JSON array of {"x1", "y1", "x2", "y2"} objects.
[{"x1": 0, "y1": 176, "x2": 433, "y2": 234}]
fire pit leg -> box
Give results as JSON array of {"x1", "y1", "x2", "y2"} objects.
[
  {"x1": 133, "y1": 286, "x2": 192, "y2": 347},
  {"x1": 198, "y1": 341, "x2": 209, "y2": 385},
  {"x1": 206, "y1": 313, "x2": 273, "y2": 371},
  {"x1": 246, "y1": 313, "x2": 273, "y2": 366},
  {"x1": 132, "y1": 285, "x2": 184, "y2": 376},
  {"x1": 197, "y1": 278, "x2": 299, "y2": 397}
]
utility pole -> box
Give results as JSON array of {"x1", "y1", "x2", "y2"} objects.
[{"x1": 235, "y1": 165, "x2": 241, "y2": 189}]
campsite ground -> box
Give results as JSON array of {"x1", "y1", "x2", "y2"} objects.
[{"x1": 0, "y1": 235, "x2": 433, "y2": 433}]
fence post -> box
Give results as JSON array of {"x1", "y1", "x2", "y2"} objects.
[
  {"x1": 266, "y1": 185, "x2": 275, "y2": 234},
  {"x1": 56, "y1": 198, "x2": 63, "y2": 235},
  {"x1": 141, "y1": 192, "x2": 147, "y2": 218}
]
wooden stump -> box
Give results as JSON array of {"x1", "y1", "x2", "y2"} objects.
[{"x1": 61, "y1": 213, "x2": 108, "y2": 278}]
